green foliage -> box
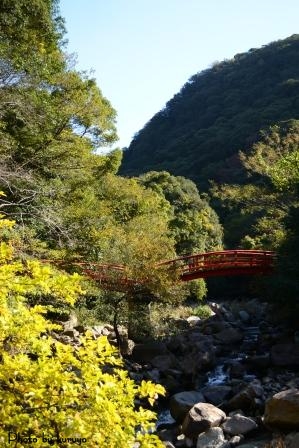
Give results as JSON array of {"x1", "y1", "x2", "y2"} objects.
[
  {"x1": 193, "y1": 304, "x2": 213, "y2": 319},
  {"x1": 187, "y1": 279, "x2": 207, "y2": 301},
  {"x1": 273, "y1": 206, "x2": 299, "y2": 319},
  {"x1": 121, "y1": 35, "x2": 299, "y2": 190},
  {"x1": 139, "y1": 171, "x2": 222, "y2": 255},
  {"x1": 138, "y1": 171, "x2": 221, "y2": 302},
  {"x1": 0, "y1": 0, "x2": 221, "y2": 341},
  {"x1": 212, "y1": 120, "x2": 299, "y2": 248},
  {"x1": 0, "y1": 0, "x2": 187, "y2": 338},
  {"x1": 0, "y1": 0, "x2": 65, "y2": 75},
  {"x1": 0, "y1": 217, "x2": 165, "y2": 447},
  {"x1": 211, "y1": 120, "x2": 299, "y2": 314}
]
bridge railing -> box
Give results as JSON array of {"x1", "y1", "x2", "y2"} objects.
[
  {"x1": 41, "y1": 250, "x2": 276, "y2": 288},
  {"x1": 158, "y1": 250, "x2": 276, "y2": 279}
]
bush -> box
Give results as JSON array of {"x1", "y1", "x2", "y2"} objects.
[
  {"x1": 0, "y1": 217, "x2": 165, "y2": 447},
  {"x1": 187, "y1": 278, "x2": 207, "y2": 301},
  {"x1": 193, "y1": 304, "x2": 213, "y2": 319}
]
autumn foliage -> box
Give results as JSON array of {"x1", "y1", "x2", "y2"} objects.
[{"x1": 0, "y1": 217, "x2": 165, "y2": 448}]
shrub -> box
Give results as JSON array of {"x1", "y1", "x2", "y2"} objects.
[
  {"x1": 193, "y1": 304, "x2": 213, "y2": 319},
  {"x1": 0, "y1": 216, "x2": 165, "y2": 447}
]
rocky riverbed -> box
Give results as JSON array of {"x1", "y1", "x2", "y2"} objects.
[
  {"x1": 126, "y1": 299, "x2": 299, "y2": 447},
  {"x1": 53, "y1": 299, "x2": 299, "y2": 448}
]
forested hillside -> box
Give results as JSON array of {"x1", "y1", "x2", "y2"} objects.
[{"x1": 121, "y1": 35, "x2": 299, "y2": 189}]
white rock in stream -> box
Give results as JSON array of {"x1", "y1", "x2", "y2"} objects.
[
  {"x1": 222, "y1": 414, "x2": 258, "y2": 435},
  {"x1": 196, "y1": 427, "x2": 230, "y2": 448},
  {"x1": 182, "y1": 403, "x2": 226, "y2": 438}
]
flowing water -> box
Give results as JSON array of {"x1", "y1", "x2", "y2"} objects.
[{"x1": 157, "y1": 324, "x2": 262, "y2": 427}]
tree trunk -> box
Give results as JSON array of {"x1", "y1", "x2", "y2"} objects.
[{"x1": 127, "y1": 294, "x2": 152, "y2": 342}]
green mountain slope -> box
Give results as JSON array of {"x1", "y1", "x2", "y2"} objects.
[{"x1": 120, "y1": 35, "x2": 299, "y2": 189}]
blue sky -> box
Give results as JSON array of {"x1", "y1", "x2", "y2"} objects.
[{"x1": 59, "y1": 0, "x2": 299, "y2": 151}]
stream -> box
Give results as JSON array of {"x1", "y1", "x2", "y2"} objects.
[{"x1": 157, "y1": 324, "x2": 262, "y2": 428}]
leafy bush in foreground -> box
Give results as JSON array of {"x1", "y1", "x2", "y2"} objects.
[{"x1": 0, "y1": 217, "x2": 165, "y2": 447}]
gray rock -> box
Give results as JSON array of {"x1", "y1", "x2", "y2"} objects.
[
  {"x1": 202, "y1": 385, "x2": 232, "y2": 406},
  {"x1": 196, "y1": 427, "x2": 229, "y2": 448},
  {"x1": 214, "y1": 328, "x2": 243, "y2": 344},
  {"x1": 160, "y1": 376, "x2": 180, "y2": 394},
  {"x1": 74, "y1": 324, "x2": 85, "y2": 334},
  {"x1": 63, "y1": 312, "x2": 78, "y2": 331},
  {"x1": 107, "y1": 331, "x2": 117, "y2": 340},
  {"x1": 182, "y1": 402, "x2": 226, "y2": 438},
  {"x1": 63, "y1": 329, "x2": 79, "y2": 338},
  {"x1": 179, "y1": 353, "x2": 207, "y2": 376},
  {"x1": 93, "y1": 325, "x2": 104, "y2": 335},
  {"x1": 204, "y1": 320, "x2": 229, "y2": 334},
  {"x1": 144, "y1": 368, "x2": 160, "y2": 383},
  {"x1": 56, "y1": 334, "x2": 73, "y2": 344},
  {"x1": 229, "y1": 435, "x2": 244, "y2": 446},
  {"x1": 166, "y1": 334, "x2": 188, "y2": 353},
  {"x1": 227, "y1": 381, "x2": 264, "y2": 411},
  {"x1": 150, "y1": 354, "x2": 177, "y2": 372},
  {"x1": 229, "y1": 361, "x2": 246, "y2": 378},
  {"x1": 162, "y1": 442, "x2": 176, "y2": 448},
  {"x1": 264, "y1": 388, "x2": 299, "y2": 430},
  {"x1": 120, "y1": 338, "x2": 135, "y2": 355},
  {"x1": 187, "y1": 316, "x2": 202, "y2": 327},
  {"x1": 169, "y1": 391, "x2": 206, "y2": 423},
  {"x1": 222, "y1": 414, "x2": 258, "y2": 435},
  {"x1": 157, "y1": 427, "x2": 179, "y2": 443},
  {"x1": 132, "y1": 341, "x2": 169, "y2": 363},
  {"x1": 176, "y1": 434, "x2": 193, "y2": 447},
  {"x1": 239, "y1": 310, "x2": 250, "y2": 322},
  {"x1": 285, "y1": 432, "x2": 299, "y2": 448}
]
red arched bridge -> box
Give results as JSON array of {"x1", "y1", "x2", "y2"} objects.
[{"x1": 66, "y1": 250, "x2": 275, "y2": 290}]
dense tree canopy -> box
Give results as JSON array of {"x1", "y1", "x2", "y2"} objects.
[
  {"x1": 212, "y1": 120, "x2": 299, "y2": 249},
  {"x1": 139, "y1": 171, "x2": 222, "y2": 255},
  {"x1": 211, "y1": 120, "x2": 299, "y2": 313},
  {"x1": 121, "y1": 35, "x2": 299, "y2": 190},
  {"x1": 0, "y1": 0, "x2": 65, "y2": 74},
  {"x1": 0, "y1": 0, "x2": 220, "y2": 338}
]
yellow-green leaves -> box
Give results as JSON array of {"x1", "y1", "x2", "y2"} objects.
[{"x1": 0, "y1": 217, "x2": 165, "y2": 447}]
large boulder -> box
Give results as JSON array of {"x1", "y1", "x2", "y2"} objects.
[
  {"x1": 226, "y1": 381, "x2": 264, "y2": 411},
  {"x1": 182, "y1": 402, "x2": 226, "y2": 439},
  {"x1": 169, "y1": 391, "x2": 205, "y2": 423},
  {"x1": 150, "y1": 354, "x2": 177, "y2": 372},
  {"x1": 222, "y1": 414, "x2": 258, "y2": 435},
  {"x1": 214, "y1": 328, "x2": 243, "y2": 344},
  {"x1": 285, "y1": 432, "x2": 299, "y2": 448},
  {"x1": 264, "y1": 388, "x2": 299, "y2": 430},
  {"x1": 271, "y1": 343, "x2": 299, "y2": 366},
  {"x1": 131, "y1": 341, "x2": 169, "y2": 363},
  {"x1": 201, "y1": 385, "x2": 232, "y2": 406},
  {"x1": 196, "y1": 427, "x2": 229, "y2": 448}
]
